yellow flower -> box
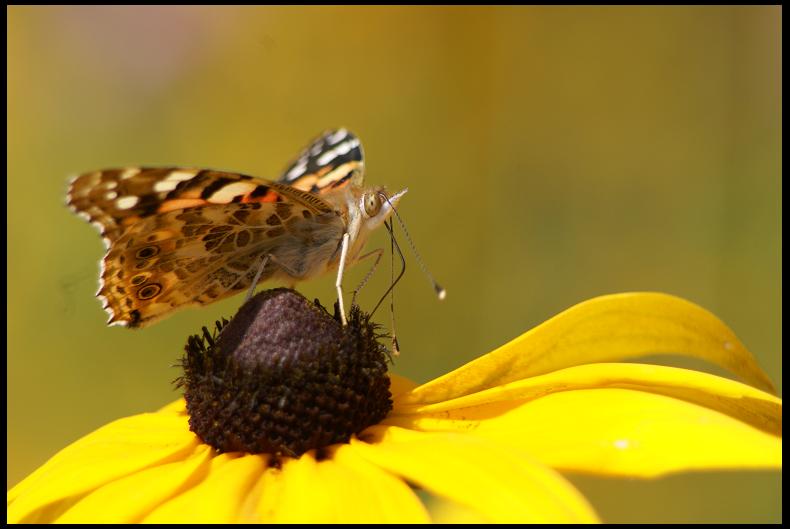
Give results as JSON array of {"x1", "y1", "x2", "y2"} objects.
[{"x1": 7, "y1": 292, "x2": 781, "y2": 523}]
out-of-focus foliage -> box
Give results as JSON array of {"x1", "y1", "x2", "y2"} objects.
[{"x1": 7, "y1": 6, "x2": 780, "y2": 522}]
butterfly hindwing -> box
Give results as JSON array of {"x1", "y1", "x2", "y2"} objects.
[
  {"x1": 278, "y1": 128, "x2": 365, "y2": 193},
  {"x1": 99, "y1": 200, "x2": 344, "y2": 327}
]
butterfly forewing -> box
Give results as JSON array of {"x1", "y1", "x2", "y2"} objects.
[
  {"x1": 278, "y1": 128, "x2": 365, "y2": 193},
  {"x1": 67, "y1": 168, "x2": 282, "y2": 244}
]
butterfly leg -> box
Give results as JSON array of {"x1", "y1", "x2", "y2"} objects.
[
  {"x1": 244, "y1": 252, "x2": 307, "y2": 303},
  {"x1": 336, "y1": 232, "x2": 351, "y2": 326},
  {"x1": 350, "y1": 248, "x2": 384, "y2": 308},
  {"x1": 245, "y1": 254, "x2": 271, "y2": 303}
]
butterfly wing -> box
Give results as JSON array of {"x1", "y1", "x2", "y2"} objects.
[
  {"x1": 69, "y1": 167, "x2": 345, "y2": 327},
  {"x1": 67, "y1": 167, "x2": 315, "y2": 245},
  {"x1": 99, "y1": 198, "x2": 344, "y2": 328},
  {"x1": 278, "y1": 128, "x2": 365, "y2": 193}
]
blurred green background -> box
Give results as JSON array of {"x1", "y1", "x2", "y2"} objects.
[{"x1": 8, "y1": 6, "x2": 781, "y2": 522}]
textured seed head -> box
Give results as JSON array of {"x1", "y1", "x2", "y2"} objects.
[{"x1": 179, "y1": 288, "x2": 392, "y2": 456}]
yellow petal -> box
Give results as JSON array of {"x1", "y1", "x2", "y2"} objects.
[
  {"x1": 256, "y1": 447, "x2": 429, "y2": 523},
  {"x1": 7, "y1": 412, "x2": 198, "y2": 524},
  {"x1": 157, "y1": 398, "x2": 187, "y2": 414},
  {"x1": 54, "y1": 445, "x2": 213, "y2": 523},
  {"x1": 351, "y1": 426, "x2": 600, "y2": 523},
  {"x1": 329, "y1": 445, "x2": 430, "y2": 523},
  {"x1": 142, "y1": 453, "x2": 266, "y2": 523},
  {"x1": 393, "y1": 363, "x2": 781, "y2": 435},
  {"x1": 389, "y1": 372, "x2": 418, "y2": 399},
  {"x1": 427, "y1": 497, "x2": 494, "y2": 523},
  {"x1": 261, "y1": 452, "x2": 328, "y2": 523},
  {"x1": 389, "y1": 388, "x2": 781, "y2": 478},
  {"x1": 403, "y1": 293, "x2": 775, "y2": 405}
]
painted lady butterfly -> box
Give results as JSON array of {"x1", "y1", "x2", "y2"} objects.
[{"x1": 68, "y1": 129, "x2": 405, "y2": 328}]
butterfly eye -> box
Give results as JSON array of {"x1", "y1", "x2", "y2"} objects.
[{"x1": 363, "y1": 193, "x2": 382, "y2": 217}]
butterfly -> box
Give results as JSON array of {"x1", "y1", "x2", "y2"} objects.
[{"x1": 67, "y1": 129, "x2": 406, "y2": 328}]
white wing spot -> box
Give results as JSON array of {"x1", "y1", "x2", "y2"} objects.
[
  {"x1": 116, "y1": 196, "x2": 139, "y2": 210},
  {"x1": 286, "y1": 161, "x2": 308, "y2": 180},
  {"x1": 102, "y1": 181, "x2": 118, "y2": 190},
  {"x1": 166, "y1": 169, "x2": 198, "y2": 182},
  {"x1": 120, "y1": 168, "x2": 140, "y2": 180},
  {"x1": 104, "y1": 191, "x2": 118, "y2": 200},
  {"x1": 209, "y1": 181, "x2": 256, "y2": 202},
  {"x1": 327, "y1": 129, "x2": 349, "y2": 145},
  {"x1": 317, "y1": 138, "x2": 360, "y2": 166},
  {"x1": 153, "y1": 179, "x2": 180, "y2": 193}
]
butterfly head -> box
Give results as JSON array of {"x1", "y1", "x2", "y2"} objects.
[{"x1": 359, "y1": 187, "x2": 407, "y2": 230}]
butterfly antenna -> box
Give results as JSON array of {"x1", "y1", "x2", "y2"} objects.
[
  {"x1": 388, "y1": 220, "x2": 400, "y2": 356},
  {"x1": 380, "y1": 194, "x2": 446, "y2": 301},
  {"x1": 371, "y1": 220, "x2": 406, "y2": 318}
]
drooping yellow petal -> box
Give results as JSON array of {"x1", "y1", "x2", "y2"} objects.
[
  {"x1": 351, "y1": 426, "x2": 600, "y2": 523},
  {"x1": 403, "y1": 293, "x2": 775, "y2": 405},
  {"x1": 389, "y1": 388, "x2": 781, "y2": 478},
  {"x1": 7, "y1": 412, "x2": 199, "y2": 524},
  {"x1": 142, "y1": 453, "x2": 266, "y2": 523},
  {"x1": 256, "y1": 447, "x2": 429, "y2": 523},
  {"x1": 393, "y1": 363, "x2": 781, "y2": 435},
  {"x1": 54, "y1": 445, "x2": 213, "y2": 523}
]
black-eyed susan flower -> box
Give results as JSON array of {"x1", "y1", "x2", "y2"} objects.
[{"x1": 7, "y1": 290, "x2": 781, "y2": 523}]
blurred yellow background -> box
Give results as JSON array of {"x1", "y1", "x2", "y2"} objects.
[{"x1": 7, "y1": 6, "x2": 781, "y2": 522}]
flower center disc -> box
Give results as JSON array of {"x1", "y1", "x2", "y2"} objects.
[{"x1": 180, "y1": 288, "x2": 392, "y2": 457}]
